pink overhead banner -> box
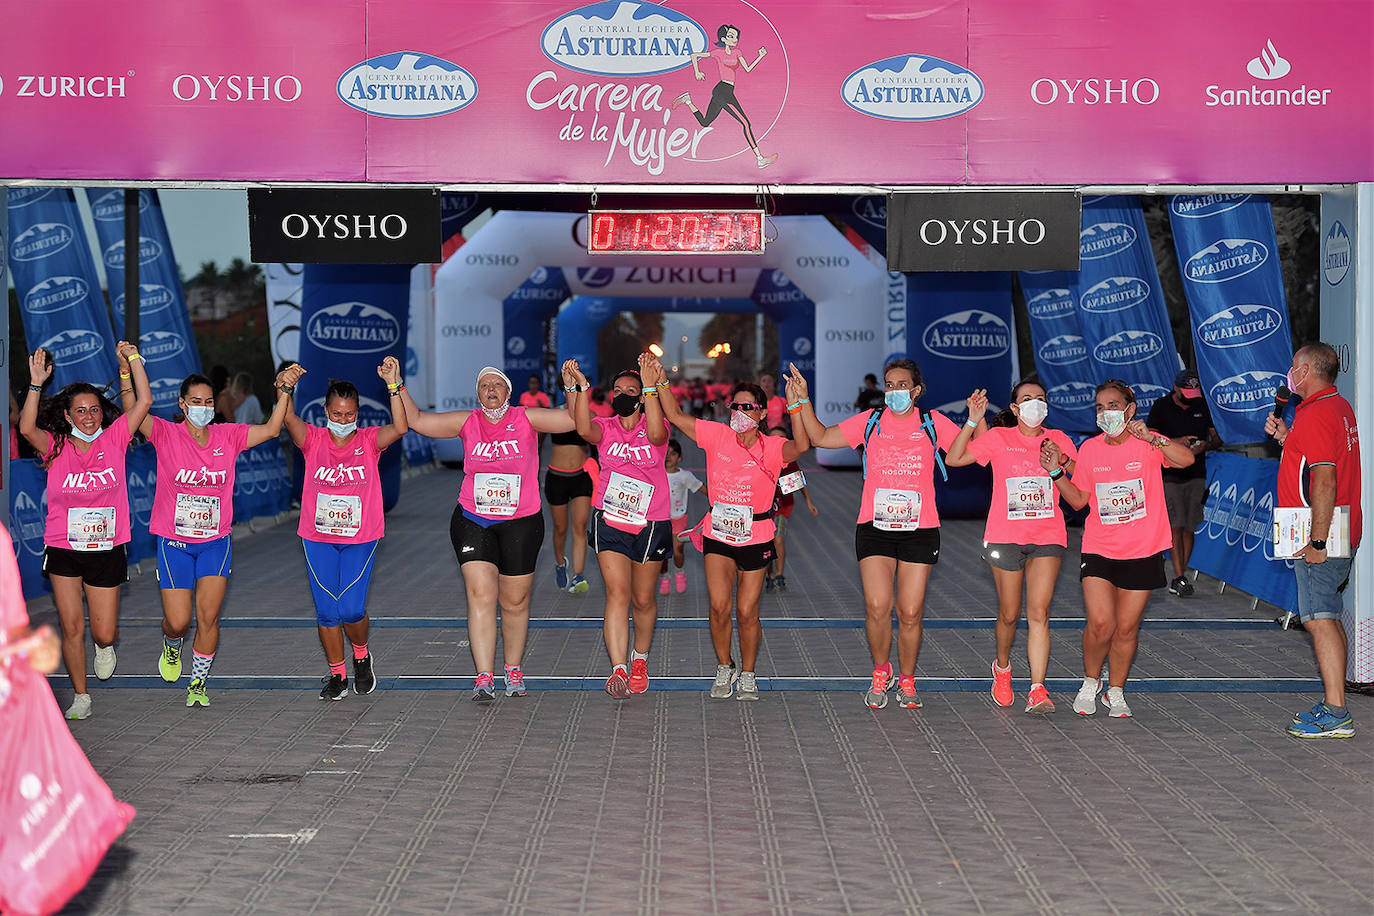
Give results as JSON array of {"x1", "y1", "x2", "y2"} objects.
[{"x1": 0, "y1": 0, "x2": 1369, "y2": 185}]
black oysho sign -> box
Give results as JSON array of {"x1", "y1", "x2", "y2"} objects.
[
  {"x1": 249, "y1": 189, "x2": 441, "y2": 263},
  {"x1": 886, "y1": 191, "x2": 1081, "y2": 272}
]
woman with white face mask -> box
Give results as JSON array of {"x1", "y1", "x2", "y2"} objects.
[
  {"x1": 285, "y1": 363, "x2": 407, "y2": 701},
  {"x1": 1040, "y1": 379, "x2": 1195, "y2": 718},
  {"x1": 399, "y1": 366, "x2": 576, "y2": 702},
  {"x1": 652, "y1": 360, "x2": 809, "y2": 701},
  {"x1": 20, "y1": 343, "x2": 152, "y2": 720},
  {"x1": 123, "y1": 363, "x2": 304, "y2": 709},
  {"x1": 793, "y1": 359, "x2": 965, "y2": 712},
  {"x1": 945, "y1": 379, "x2": 1078, "y2": 714}
]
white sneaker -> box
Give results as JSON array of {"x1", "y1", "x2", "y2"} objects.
[
  {"x1": 709, "y1": 663, "x2": 738, "y2": 699},
  {"x1": 736, "y1": 671, "x2": 760, "y2": 701},
  {"x1": 65, "y1": 693, "x2": 92, "y2": 720},
  {"x1": 1102, "y1": 686, "x2": 1132, "y2": 718},
  {"x1": 1072, "y1": 679, "x2": 1099, "y2": 716},
  {"x1": 94, "y1": 645, "x2": 116, "y2": 680}
]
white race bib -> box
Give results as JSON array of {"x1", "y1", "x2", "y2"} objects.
[
  {"x1": 314, "y1": 493, "x2": 363, "y2": 537},
  {"x1": 602, "y1": 471, "x2": 652, "y2": 528},
  {"x1": 1095, "y1": 478, "x2": 1146, "y2": 525},
  {"x1": 873, "y1": 488, "x2": 920, "y2": 531},
  {"x1": 779, "y1": 470, "x2": 806, "y2": 495},
  {"x1": 67, "y1": 506, "x2": 116, "y2": 551},
  {"x1": 473, "y1": 473, "x2": 521, "y2": 517},
  {"x1": 710, "y1": 502, "x2": 754, "y2": 544},
  {"x1": 1006, "y1": 476, "x2": 1054, "y2": 520},
  {"x1": 174, "y1": 493, "x2": 221, "y2": 539}
]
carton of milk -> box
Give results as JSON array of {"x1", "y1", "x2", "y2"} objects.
[{"x1": 1272, "y1": 505, "x2": 1351, "y2": 558}]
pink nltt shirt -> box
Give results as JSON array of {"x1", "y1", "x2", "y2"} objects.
[
  {"x1": 297, "y1": 425, "x2": 386, "y2": 543},
  {"x1": 696, "y1": 419, "x2": 787, "y2": 546},
  {"x1": 838, "y1": 408, "x2": 960, "y2": 528},
  {"x1": 592, "y1": 414, "x2": 671, "y2": 529},
  {"x1": 40, "y1": 420, "x2": 133, "y2": 550},
  {"x1": 966, "y1": 426, "x2": 1079, "y2": 547},
  {"x1": 1071, "y1": 433, "x2": 1173, "y2": 559},
  {"x1": 458, "y1": 406, "x2": 542, "y2": 521},
  {"x1": 148, "y1": 418, "x2": 250, "y2": 540}
]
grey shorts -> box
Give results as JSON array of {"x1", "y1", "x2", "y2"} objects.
[
  {"x1": 1164, "y1": 477, "x2": 1207, "y2": 531},
  {"x1": 1294, "y1": 549, "x2": 1356, "y2": 622},
  {"x1": 982, "y1": 542, "x2": 1065, "y2": 572}
]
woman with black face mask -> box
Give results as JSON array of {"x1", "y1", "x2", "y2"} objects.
[{"x1": 563, "y1": 356, "x2": 671, "y2": 699}]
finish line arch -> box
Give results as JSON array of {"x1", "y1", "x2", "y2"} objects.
[{"x1": 434, "y1": 211, "x2": 884, "y2": 466}]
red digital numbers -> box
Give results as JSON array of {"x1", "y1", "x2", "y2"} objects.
[{"x1": 588, "y1": 210, "x2": 766, "y2": 254}]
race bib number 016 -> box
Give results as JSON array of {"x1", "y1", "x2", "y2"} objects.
[
  {"x1": 710, "y1": 502, "x2": 754, "y2": 544},
  {"x1": 67, "y1": 506, "x2": 116, "y2": 551},
  {"x1": 314, "y1": 493, "x2": 363, "y2": 537},
  {"x1": 473, "y1": 473, "x2": 521, "y2": 517},
  {"x1": 602, "y1": 471, "x2": 652, "y2": 528},
  {"x1": 873, "y1": 488, "x2": 920, "y2": 531},
  {"x1": 1096, "y1": 478, "x2": 1145, "y2": 525},
  {"x1": 174, "y1": 493, "x2": 221, "y2": 539},
  {"x1": 1006, "y1": 476, "x2": 1053, "y2": 520}
]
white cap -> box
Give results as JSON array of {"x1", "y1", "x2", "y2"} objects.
[{"x1": 475, "y1": 366, "x2": 512, "y2": 397}]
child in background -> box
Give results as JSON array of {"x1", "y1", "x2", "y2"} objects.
[
  {"x1": 662, "y1": 439, "x2": 706, "y2": 594},
  {"x1": 767, "y1": 425, "x2": 818, "y2": 591}
]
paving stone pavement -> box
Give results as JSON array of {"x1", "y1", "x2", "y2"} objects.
[{"x1": 24, "y1": 442, "x2": 1374, "y2": 914}]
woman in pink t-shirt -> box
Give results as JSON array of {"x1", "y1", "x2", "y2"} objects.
[
  {"x1": 653, "y1": 357, "x2": 808, "y2": 701},
  {"x1": 125, "y1": 362, "x2": 304, "y2": 708},
  {"x1": 672, "y1": 24, "x2": 778, "y2": 169},
  {"x1": 401, "y1": 366, "x2": 576, "y2": 702},
  {"x1": 945, "y1": 379, "x2": 1079, "y2": 715},
  {"x1": 1043, "y1": 379, "x2": 1194, "y2": 719},
  {"x1": 794, "y1": 358, "x2": 966, "y2": 712},
  {"x1": 565, "y1": 354, "x2": 670, "y2": 699},
  {"x1": 285, "y1": 360, "x2": 407, "y2": 701},
  {"x1": 18, "y1": 342, "x2": 152, "y2": 721}
]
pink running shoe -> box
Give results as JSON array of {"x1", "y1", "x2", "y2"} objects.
[
  {"x1": 991, "y1": 661, "x2": 1014, "y2": 707},
  {"x1": 674, "y1": 572, "x2": 687, "y2": 593},
  {"x1": 659, "y1": 576, "x2": 670, "y2": 595},
  {"x1": 1025, "y1": 684, "x2": 1056, "y2": 714},
  {"x1": 605, "y1": 667, "x2": 631, "y2": 699},
  {"x1": 897, "y1": 675, "x2": 922, "y2": 709},
  {"x1": 628, "y1": 658, "x2": 649, "y2": 694}
]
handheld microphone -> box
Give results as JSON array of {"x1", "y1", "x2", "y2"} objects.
[{"x1": 1272, "y1": 385, "x2": 1290, "y2": 418}]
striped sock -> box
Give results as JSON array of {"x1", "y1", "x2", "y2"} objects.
[
  {"x1": 352, "y1": 642, "x2": 369, "y2": 661},
  {"x1": 329, "y1": 660, "x2": 346, "y2": 679},
  {"x1": 191, "y1": 651, "x2": 214, "y2": 682}
]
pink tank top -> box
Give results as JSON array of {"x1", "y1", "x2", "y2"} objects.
[
  {"x1": 458, "y1": 407, "x2": 542, "y2": 520},
  {"x1": 41, "y1": 421, "x2": 133, "y2": 551},
  {"x1": 592, "y1": 415, "x2": 671, "y2": 530},
  {"x1": 148, "y1": 418, "x2": 251, "y2": 541},
  {"x1": 298, "y1": 425, "x2": 386, "y2": 543}
]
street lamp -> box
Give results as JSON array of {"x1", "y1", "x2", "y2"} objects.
[{"x1": 648, "y1": 343, "x2": 664, "y2": 357}]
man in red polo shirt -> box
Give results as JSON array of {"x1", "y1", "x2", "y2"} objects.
[{"x1": 1266, "y1": 342, "x2": 1362, "y2": 739}]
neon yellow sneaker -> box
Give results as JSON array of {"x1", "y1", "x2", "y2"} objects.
[
  {"x1": 159, "y1": 642, "x2": 182, "y2": 682},
  {"x1": 187, "y1": 679, "x2": 209, "y2": 707}
]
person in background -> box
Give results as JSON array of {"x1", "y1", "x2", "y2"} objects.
[
  {"x1": 209, "y1": 364, "x2": 234, "y2": 422},
  {"x1": 520, "y1": 373, "x2": 552, "y2": 451},
  {"x1": 231, "y1": 371, "x2": 264, "y2": 425},
  {"x1": 661, "y1": 438, "x2": 706, "y2": 594},
  {"x1": 1147, "y1": 370, "x2": 1220, "y2": 597},
  {"x1": 765, "y1": 424, "x2": 817, "y2": 592},
  {"x1": 588, "y1": 387, "x2": 615, "y2": 419},
  {"x1": 1266, "y1": 343, "x2": 1362, "y2": 739},
  {"x1": 760, "y1": 374, "x2": 787, "y2": 431},
  {"x1": 854, "y1": 373, "x2": 885, "y2": 412}
]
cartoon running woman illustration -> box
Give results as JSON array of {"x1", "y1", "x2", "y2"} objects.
[{"x1": 672, "y1": 24, "x2": 778, "y2": 169}]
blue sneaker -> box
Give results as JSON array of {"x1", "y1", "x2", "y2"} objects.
[
  {"x1": 568, "y1": 573, "x2": 589, "y2": 595},
  {"x1": 555, "y1": 564, "x2": 568, "y2": 590},
  {"x1": 1287, "y1": 702, "x2": 1354, "y2": 739}
]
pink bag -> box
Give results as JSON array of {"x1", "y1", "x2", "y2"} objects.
[{"x1": 0, "y1": 663, "x2": 135, "y2": 916}]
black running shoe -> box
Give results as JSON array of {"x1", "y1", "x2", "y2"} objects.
[
  {"x1": 774, "y1": 574, "x2": 787, "y2": 592},
  {"x1": 319, "y1": 674, "x2": 349, "y2": 701},
  {"x1": 353, "y1": 654, "x2": 376, "y2": 695}
]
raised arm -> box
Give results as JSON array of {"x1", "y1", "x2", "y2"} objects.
[
  {"x1": 118, "y1": 341, "x2": 154, "y2": 436},
  {"x1": 247, "y1": 363, "x2": 306, "y2": 448},
  {"x1": 780, "y1": 364, "x2": 810, "y2": 462},
  {"x1": 398, "y1": 386, "x2": 469, "y2": 439},
  {"x1": 116, "y1": 346, "x2": 154, "y2": 437},
  {"x1": 787, "y1": 364, "x2": 849, "y2": 450},
  {"x1": 639, "y1": 353, "x2": 668, "y2": 446},
  {"x1": 19, "y1": 349, "x2": 53, "y2": 454},
  {"x1": 652, "y1": 360, "x2": 697, "y2": 442},
  {"x1": 374, "y1": 356, "x2": 409, "y2": 449},
  {"x1": 563, "y1": 359, "x2": 600, "y2": 444},
  {"x1": 944, "y1": 388, "x2": 986, "y2": 468}
]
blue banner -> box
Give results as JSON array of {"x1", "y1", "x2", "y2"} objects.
[
  {"x1": 751, "y1": 270, "x2": 816, "y2": 380},
  {"x1": 85, "y1": 189, "x2": 202, "y2": 418},
  {"x1": 1190, "y1": 452, "x2": 1296, "y2": 613},
  {"x1": 910, "y1": 272, "x2": 1014, "y2": 518},
  {"x1": 8, "y1": 459, "x2": 49, "y2": 598},
  {"x1": 232, "y1": 440, "x2": 293, "y2": 524},
  {"x1": 7, "y1": 188, "x2": 119, "y2": 391},
  {"x1": 298, "y1": 265, "x2": 410, "y2": 511},
  {"x1": 504, "y1": 266, "x2": 568, "y2": 382},
  {"x1": 1017, "y1": 271, "x2": 1098, "y2": 433},
  {"x1": 1075, "y1": 196, "x2": 1178, "y2": 404},
  {"x1": 1169, "y1": 194, "x2": 1293, "y2": 444}
]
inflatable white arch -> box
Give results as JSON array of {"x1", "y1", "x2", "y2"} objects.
[{"x1": 433, "y1": 211, "x2": 885, "y2": 466}]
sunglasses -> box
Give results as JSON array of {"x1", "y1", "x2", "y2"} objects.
[{"x1": 728, "y1": 402, "x2": 763, "y2": 411}]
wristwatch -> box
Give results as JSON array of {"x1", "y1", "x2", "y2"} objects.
[{"x1": 1310, "y1": 539, "x2": 1327, "y2": 551}]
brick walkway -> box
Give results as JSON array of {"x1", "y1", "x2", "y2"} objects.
[{"x1": 26, "y1": 442, "x2": 1372, "y2": 914}]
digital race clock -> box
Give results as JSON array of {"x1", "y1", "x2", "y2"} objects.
[{"x1": 587, "y1": 209, "x2": 766, "y2": 255}]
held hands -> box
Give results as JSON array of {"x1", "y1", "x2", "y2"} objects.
[
  {"x1": 638, "y1": 351, "x2": 662, "y2": 383},
  {"x1": 114, "y1": 340, "x2": 140, "y2": 364},
  {"x1": 562, "y1": 359, "x2": 589, "y2": 390},
  {"x1": 28, "y1": 348, "x2": 53, "y2": 386},
  {"x1": 276, "y1": 362, "x2": 306, "y2": 392},
  {"x1": 966, "y1": 388, "x2": 989, "y2": 424},
  {"x1": 377, "y1": 356, "x2": 402, "y2": 387},
  {"x1": 1264, "y1": 414, "x2": 1288, "y2": 444},
  {"x1": 1039, "y1": 439, "x2": 1064, "y2": 472},
  {"x1": 785, "y1": 362, "x2": 809, "y2": 401}
]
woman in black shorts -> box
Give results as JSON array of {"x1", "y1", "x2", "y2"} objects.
[{"x1": 545, "y1": 393, "x2": 594, "y2": 595}]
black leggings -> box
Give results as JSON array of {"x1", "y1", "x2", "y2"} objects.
[{"x1": 693, "y1": 81, "x2": 759, "y2": 151}]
